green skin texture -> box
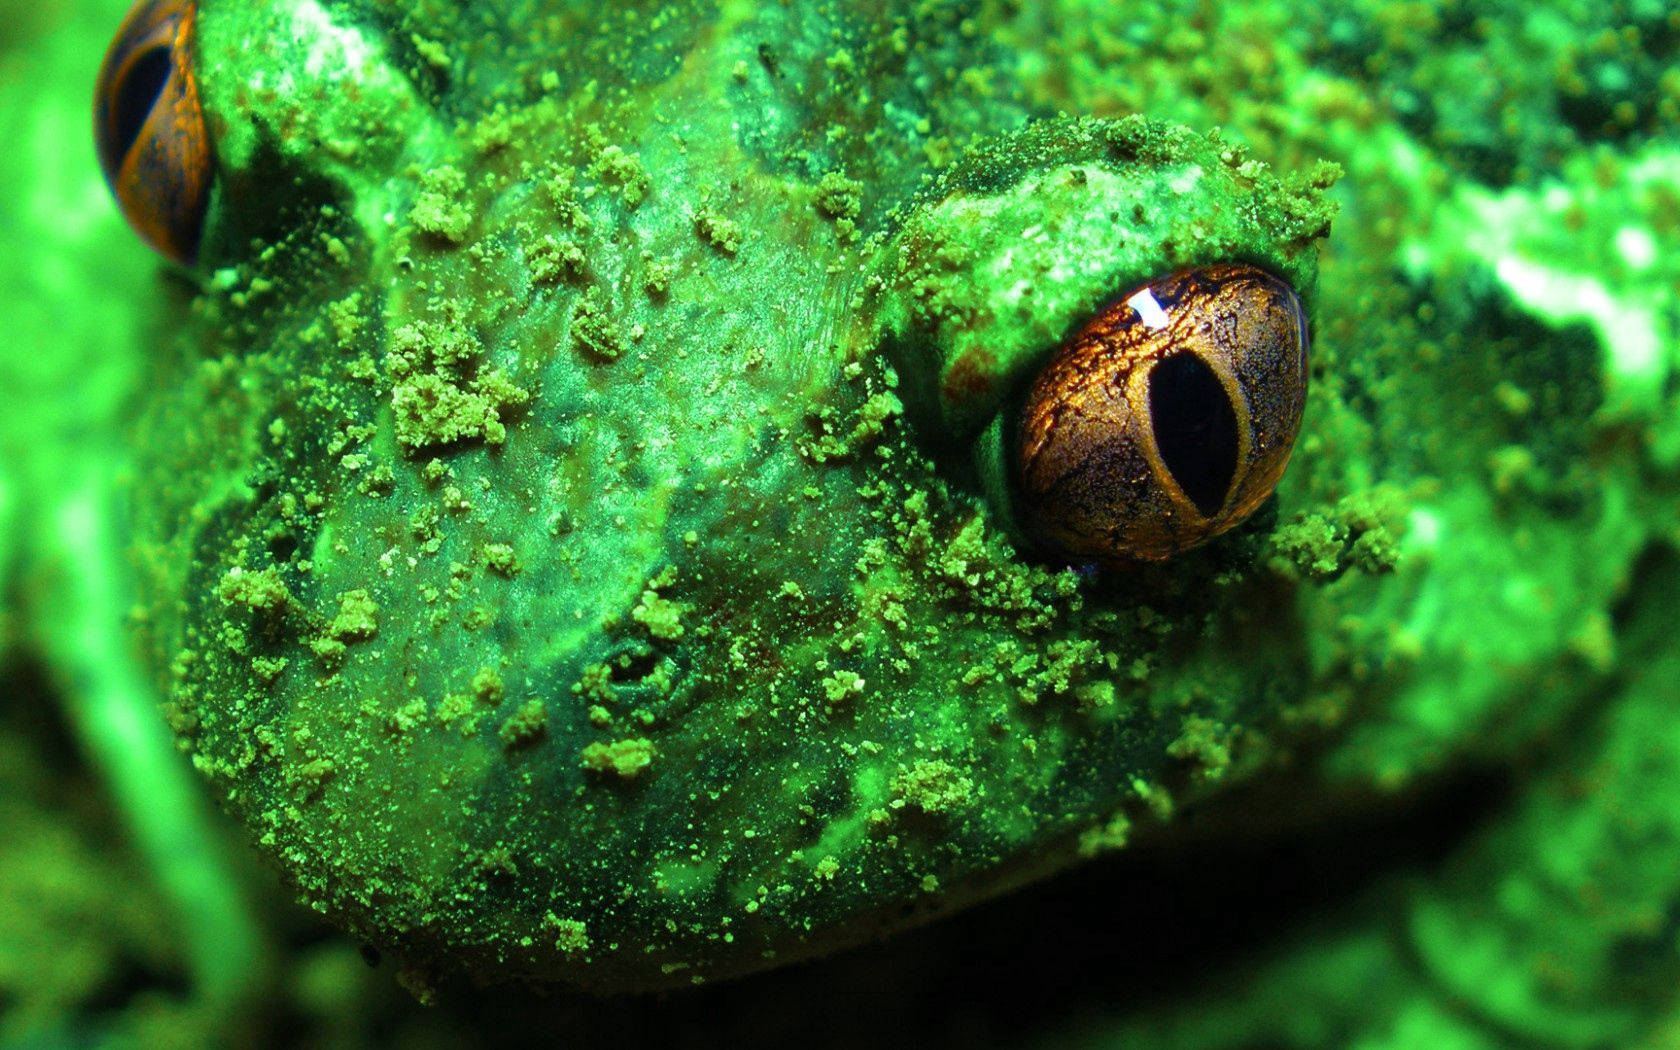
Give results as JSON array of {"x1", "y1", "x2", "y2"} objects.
[
  {"x1": 5, "y1": 0, "x2": 1680, "y2": 1042},
  {"x1": 136, "y1": 0, "x2": 1345, "y2": 992}
]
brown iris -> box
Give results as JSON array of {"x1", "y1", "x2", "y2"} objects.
[
  {"x1": 1014, "y1": 264, "x2": 1309, "y2": 564},
  {"x1": 94, "y1": 0, "x2": 211, "y2": 266}
]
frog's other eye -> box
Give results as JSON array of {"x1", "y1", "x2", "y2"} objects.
[
  {"x1": 1012, "y1": 263, "x2": 1309, "y2": 565},
  {"x1": 94, "y1": 0, "x2": 210, "y2": 266}
]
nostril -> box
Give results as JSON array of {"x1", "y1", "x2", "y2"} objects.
[{"x1": 266, "y1": 531, "x2": 300, "y2": 565}]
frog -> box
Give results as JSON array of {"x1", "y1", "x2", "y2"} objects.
[{"x1": 4, "y1": 0, "x2": 1680, "y2": 1044}]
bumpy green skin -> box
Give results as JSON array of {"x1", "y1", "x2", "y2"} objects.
[
  {"x1": 8, "y1": 0, "x2": 1680, "y2": 1040},
  {"x1": 878, "y1": 117, "x2": 1330, "y2": 441},
  {"x1": 133, "y1": 0, "x2": 1345, "y2": 991}
]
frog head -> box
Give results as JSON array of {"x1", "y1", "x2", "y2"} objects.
[{"x1": 106, "y1": 0, "x2": 1355, "y2": 993}]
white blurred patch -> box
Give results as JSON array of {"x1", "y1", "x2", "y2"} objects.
[
  {"x1": 1493, "y1": 254, "x2": 1660, "y2": 393},
  {"x1": 1405, "y1": 507, "x2": 1441, "y2": 551},
  {"x1": 1615, "y1": 225, "x2": 1656, "y2": 271},
  {"x1": 290, "y1": 0, "x2": 379, "y2": 79}
]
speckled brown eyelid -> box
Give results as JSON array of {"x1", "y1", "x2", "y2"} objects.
[{"x1": 1014, "y1": 263, "x2": 1309, "y2": 564}]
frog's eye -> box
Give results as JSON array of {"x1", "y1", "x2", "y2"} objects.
[
  {"x1": 1012, "y1": 263, "x2": 1309, "y2": 564},
  {"x1": 93, "y1": 0, "x2": 210, "y2": 266}
]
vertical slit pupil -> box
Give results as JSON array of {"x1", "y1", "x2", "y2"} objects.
[
  {"x1": 1148, "y1": 353, "x2": 1239, "y2": 517},
  {"x1": 112, "y1": 45, "x2": 172, "y2": 164}
]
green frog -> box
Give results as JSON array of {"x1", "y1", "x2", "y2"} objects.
[{"x1": 7, "y1": 0, "x2": 1680, "y2": 1042}]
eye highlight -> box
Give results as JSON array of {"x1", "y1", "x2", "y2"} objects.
[
  {"x1": 94, "y1": 0, "x2": 210, "y2": 266},
  {"x1": 1014, "y1": 263, "x2": 1309, "y2": 564}
]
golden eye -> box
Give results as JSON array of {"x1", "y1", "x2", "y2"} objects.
[
  {"x1": 93, "y1": 0, "x2": 210, "y2": 266},
  {"x1": 1014, "y1": 263, "x2": 1309, "y2": 564}
]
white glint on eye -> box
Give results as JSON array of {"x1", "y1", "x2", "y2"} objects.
[{"x1": 1127, "y1": 288, "x2": 1170, "y2": 330}]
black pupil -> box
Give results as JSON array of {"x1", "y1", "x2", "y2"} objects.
[
  {"x1": 112, "y1": 45, "x2": 172, "y2": 163},
  {"x1": 1147, "y1": 353, "x2": 1239, "y2": 517}
]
